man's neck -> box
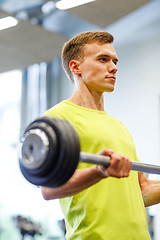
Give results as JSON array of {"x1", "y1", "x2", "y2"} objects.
[{"x1": 68, "y1": 83, "x2": 105, "y2": 111}]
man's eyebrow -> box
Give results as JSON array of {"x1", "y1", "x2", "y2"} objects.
[{"x1": 97, "y1": 54, "x2": 118, "y2": 62}]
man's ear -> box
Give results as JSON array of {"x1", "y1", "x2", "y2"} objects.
[{"x1": 69, "y1": 60, "x2": 81, "y2": 75}]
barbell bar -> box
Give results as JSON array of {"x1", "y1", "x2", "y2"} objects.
[
  {"x1": 18, "y1": 117, "x2": 160, "y2": 187},
  {"x1": 80, "y1": 152, "x2": 160, "y2": 175}
]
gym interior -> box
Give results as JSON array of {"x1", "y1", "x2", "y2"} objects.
[{"x1": 0, "y1": 0, "x2": 160, "y2": 239}]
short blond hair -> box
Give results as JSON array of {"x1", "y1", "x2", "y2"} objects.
[{"x1": 62, "y1": 31, "x2": 114, "y2": 82}]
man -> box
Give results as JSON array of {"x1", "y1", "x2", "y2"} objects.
[{"x1": 41, "y1": 31, "x2": 160, "y2": 239}]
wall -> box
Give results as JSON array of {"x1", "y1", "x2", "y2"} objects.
[{"x1": 105, "y1": 39, "x2": 160, "y2": 165}]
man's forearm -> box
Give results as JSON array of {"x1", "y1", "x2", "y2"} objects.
[
  {"x1": 41, "y1": 166, "x2": 105, "y2": 200},
  {"x1": 139, "y1": 172, "x2": 160, "y2": 207},
  {"x1": 141, "y1": 180, "x2": 160, "y2": 207}
]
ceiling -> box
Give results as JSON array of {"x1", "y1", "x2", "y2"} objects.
[
  {"x1": 0, "y1": 9, "x2": 67, "y2": 73},
  {"x1": 0, "y1": 0, "x2": 154, "y2": 73},
  {"x1": 67, "y1": 0, "x2": 152, "y2": 28}
]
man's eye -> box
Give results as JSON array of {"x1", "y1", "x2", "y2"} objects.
[{"x1": 100, "y1": 58, "x2": 107, "y2": 62}]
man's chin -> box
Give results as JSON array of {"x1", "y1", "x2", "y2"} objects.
[{"x1": 105, "y1": 88, "x2": 115, "y2": 93}]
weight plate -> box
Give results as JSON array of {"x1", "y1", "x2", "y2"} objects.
[
  {"x1": 19, "y1": 119, "x2": 58, "y2": 184},
  {"x1": 54, "y1": 118, "x2": 80, "y2": 186},
  {"x1": 45, "y1": 118, "x2": 78, "y2": 187},
  {"x1": 32, "y1": 117, "x2": 80, "y2": 187},
  {"x1": 19, "y1": 117, "x2": 80, "y2": 187}
]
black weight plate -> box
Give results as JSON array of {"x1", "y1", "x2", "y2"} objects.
[
  {"x1": 19, "y1": 117, "x2": 69, "y2": 187},
  {"x1": 19, "y1": 117, "x2": 80, "y2": 187},
  {"x1": 53, "y1": 118, "x2": 80, "y2": 186},
  {"x1": 33, "y1": 117, "x2": 80, "y2": 187},
  {"x1": 19, "y1": 120, "x2": 58, "y2": 183},
  {"x1": 44, "y1": 118, "x2": 75, "y2": 187}
]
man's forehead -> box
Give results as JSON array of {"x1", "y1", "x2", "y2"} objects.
[{"x1": 84, "y1": 42, "x2": 117, "y2": 57}]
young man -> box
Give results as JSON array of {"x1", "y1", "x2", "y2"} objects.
[{"x1": 41, "y1": 31, "x2": 160, "y2": 239}]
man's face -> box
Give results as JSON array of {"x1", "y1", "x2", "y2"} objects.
[{"x1": 78, "y1": 42, "x2": 118, "y2": 93}]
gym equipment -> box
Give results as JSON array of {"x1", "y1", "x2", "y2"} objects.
[
  {"x1": 18, "y1": 117, "x2": 160, "y2": 187},
  {"x1": 13, "y1": 215, "x2": 42, "y2": 239}
]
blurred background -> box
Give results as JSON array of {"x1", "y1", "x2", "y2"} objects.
[{"x1": 0, "y1": 0, "x2": 159, "y2": 239}]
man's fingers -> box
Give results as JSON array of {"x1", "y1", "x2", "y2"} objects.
[
  {"x1": 109, "y1": 153, "x2": 132, "y2": 178},
  {"x1": 97, "y1": 149, "x2": 132, "y2": 178},
  {"x1": 98, "y1": 148, "x2": 114, "y2": 157}
]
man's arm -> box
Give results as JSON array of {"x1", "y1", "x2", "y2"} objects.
[
  {"x1": 139, "y1": 172, "x2": 160, "y2": 207},
  {"x1": 41, "y1": 166, "x2": 105, "y2": 200},
  {"x1": 41, "y1": 149, "x2": 132, "y2": 200}
]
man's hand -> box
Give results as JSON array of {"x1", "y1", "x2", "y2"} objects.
[
  {"x1": 97, "y1": 149, "x2": 132, "y2": 178},
  {"x1": 41, "y1": 149, "x2": 132, "y2": 200}
]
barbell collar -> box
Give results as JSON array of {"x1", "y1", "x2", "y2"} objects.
[{"x1": 18, "y1": 129, "x2": 49, "y2": 169}]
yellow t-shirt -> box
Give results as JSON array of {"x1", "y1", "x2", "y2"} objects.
[{"x1": 44, "y1": 100, "x2": 151, "y2": 240}]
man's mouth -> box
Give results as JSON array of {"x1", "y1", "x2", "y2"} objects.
[{"x1": 106, "y1": 76, "x2": 116, "y2": 81}]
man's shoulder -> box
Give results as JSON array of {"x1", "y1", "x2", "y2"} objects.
[
  {"x1": 44, "y1": 101, "x2": 67, "y2": 117},
  {"x1": 43, "y1": 101, "x2": 80, "y2": 122}
]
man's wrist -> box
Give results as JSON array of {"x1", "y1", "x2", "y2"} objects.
[{"x1": 96, "y1": 165, "x2": 109, "y2": 178}]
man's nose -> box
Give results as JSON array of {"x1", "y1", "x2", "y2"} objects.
[{"x1": 108, "y1": 62, "x2": 118, "y2": 73}]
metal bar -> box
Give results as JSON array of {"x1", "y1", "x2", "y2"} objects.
[
  {"x1": 80, "y1": 152, "x2": 110, "y2": 167},
  {"x1": 131, "y1": 161, "x2": 160, "y2": 175},
  {"x1": 80, "y1": 152, "x2": 160, "y2": 175}
]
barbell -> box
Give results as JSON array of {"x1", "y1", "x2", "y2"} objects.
[{"x1": 18, "y1": 116, "x2": 160, "y2": 187}]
